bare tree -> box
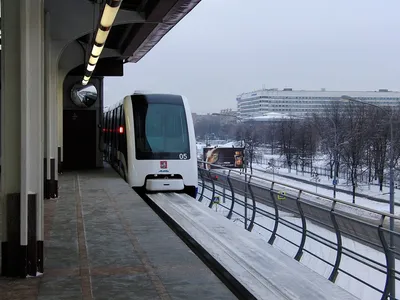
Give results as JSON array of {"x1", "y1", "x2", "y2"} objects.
[
  {"x1": 312, "y1": 101, "x2": 345, "y2": 182},
  {"x1": 340, "y1": 103, "x2": 369, "y2": 203},
  {"x1": 277, "y1": 117, "x2": 296, "y2": 173},
  {"x1": 264, "y1": 122, "x2": 279, "y2": 155},
  {"x1": 220, "y1": 123, "x2": 239, "y2": 140},
  {"x1": 236, "y1": 121, "x2": 261, "y2": 174},
  {"x1": 223, "y1": 100, "x2": 398, "y2": 198},
  {"x1": 390, "y1": 106, "x2": 400, "y2": 172},
  {"x1": 366, "y1": 108, "x2": 389, "y2": 191},
  {"x1": 293, "y1": 117, "x2": 318, "y2": 174},
  {"x1": 194, "y1": 114, "x2": 226, "y2": 141},
  {"x1": 245, "y1": 99, "x2": 399, "y2": 198}
]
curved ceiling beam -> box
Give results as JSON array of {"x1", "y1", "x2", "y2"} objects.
[
  {"x1": 47, "y1": 0, "x2": 202, "y2": 78},
  {"x1": 45, "y1": 0, "x2": 143, "y2": 45},
  {"x1": 66, "y1": 56, "x2": 123, "y2": 78},
  {"x1": 58, "y1": 39, "x2": 120, "y2": 73},
  {"x1": 122, "y1": 0, "x2": 201, "y2": 63}
]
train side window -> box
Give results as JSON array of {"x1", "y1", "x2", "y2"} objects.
[
  {"x1": 104, "y1": 112, "x2": 108, "y2": 144},
  {"x1": 111, "y1": 109, "x2": 115, "y2": 152},
  {"x1": 121, "y1": 108, "x2": 125, "y2": 129},
  {"x1": 116, "y1": 105, "x2": 122, "y2": 150},
  {"x1": 116, "y1": 106, "x2": 121, "y2": 127},
  {"x1": 113, "y1": 109, "x2": 117, "y2": 147}
]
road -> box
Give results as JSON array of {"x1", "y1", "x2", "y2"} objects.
[{"x1": 258, "y1": 168, "x2": 400, "y2": 207}]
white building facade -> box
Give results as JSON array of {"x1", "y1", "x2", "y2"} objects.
[{"x1": 236, "y1": 88, "x2": 400, "y2": 120}]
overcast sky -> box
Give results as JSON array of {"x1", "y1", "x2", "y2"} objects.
[{"x1": 104, "y1": 0, "x2": 400, "y2": 114}]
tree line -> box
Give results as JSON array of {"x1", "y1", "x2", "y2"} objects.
[{"x1": 195, "y1": 102, "x2": 400, "y2": 203}]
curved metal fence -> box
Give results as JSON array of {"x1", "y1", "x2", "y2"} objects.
[{"x1": 197, "y1": 161, "x2": 400, "y2": 300}]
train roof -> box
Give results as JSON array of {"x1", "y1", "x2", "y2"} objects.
[{"x1": 104, "y1": 92, "x2": 185, "y2": 113}]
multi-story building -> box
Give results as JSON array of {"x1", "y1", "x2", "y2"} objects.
[
  {"x1": 236, "y1": 88, "x2": 400, "y2": 120},
  {"x1": 218, "y1": 108, "x2": 237, "y2": 125}
]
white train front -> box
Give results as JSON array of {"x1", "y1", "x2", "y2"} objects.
[{"x1": 103, "y1": 93, "x2": 198, "y2": 198}]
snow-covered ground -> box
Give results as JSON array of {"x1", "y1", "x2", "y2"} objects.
[
  {"x1": 197, "y1": 139, "x2": 398, "y2": 214},
  {"x1": 199, "y1": 139, "x2": 394, "y2": 188},
  {"x1": 256, "y1": 152, "x2": 393, "y2": 188},
  {"x1": 248, "y1": 163, "x2": 400, "y2": 215},
  {"x1": 198, "y1": 183, "x2": 399, "y2": 300}
]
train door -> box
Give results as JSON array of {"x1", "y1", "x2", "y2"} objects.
[
  {"x1": 115, "y1": 105, "x2": 121, "y2": 171},
  {"x1": 119, "y1": 107, "x2": 127, "y2": 180}
]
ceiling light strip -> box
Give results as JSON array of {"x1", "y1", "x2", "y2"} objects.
[{"x1": 82, "y1": 0, "x2": 123, "y2": 85}]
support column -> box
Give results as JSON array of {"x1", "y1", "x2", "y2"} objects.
[
  {"x1": 57, "y1": 72, "x2": 64, "y2": 175},
  {"x1": 0, "y1": 0, "x2": 21, "y2": 276},
  {"x1": 44, "y1": 13, "x2": 58, "y2": 199},
  {"x1": 38, "y1": 1, "x2": 45, "y2": 272},
  {"x1": 1, "y1": 0, "x2": 44, "y2": 278},
  {"x1": 52, "y1": 69, "x2": 59, "y2": 197},
  {"x1": 44, "y1": 13, "x2": 49, "y2": 200}
]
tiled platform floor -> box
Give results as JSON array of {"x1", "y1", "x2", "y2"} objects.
[{"x1": 0, "y1": 166, "x2": 236, "y2": 300}]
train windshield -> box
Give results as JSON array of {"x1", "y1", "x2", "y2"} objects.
[{"x1": 132, "y1": 95, "x2": 191, "y2": 160}]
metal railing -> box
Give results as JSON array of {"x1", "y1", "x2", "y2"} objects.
[{"x1": 196, "y1": 161, "x2": 400, "y2": 300}]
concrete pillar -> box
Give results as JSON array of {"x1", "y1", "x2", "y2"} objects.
[
  {"x1": 1, "y1": 0, "x2": 44, "y2": 277},
  {"x1": 44, "y1": 13, "x2": 49, "y2": 199},
  {"x1": 57, "y1": 71, "x2": 66, "y2": 174},
  {"x1": 0, "y1": 0, "x2": 21, "y2": 278},
  {"x1": 38, "y1": 0, "x2": 45, "y2": 273},
  {"x1": 44, "y1": 13, "x2": 58, "y2": 199}
]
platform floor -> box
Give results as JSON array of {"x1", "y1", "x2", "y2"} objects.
[{"x1": 0, "y1": 166, "x2": 236, "y2": 300}]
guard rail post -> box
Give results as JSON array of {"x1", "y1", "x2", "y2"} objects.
[
  {"x1": 328, "y1": 201, "x2": 343, "y2": 283},
  {"x1": 294, "y1": 190, "x2": 306, "y2": 261}
]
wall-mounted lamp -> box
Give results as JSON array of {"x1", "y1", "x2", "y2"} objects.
[{"x1": 82, "y1": 0, "x2": 123, "y2": 85}]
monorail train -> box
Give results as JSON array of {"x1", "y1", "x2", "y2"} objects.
[{"x1": 103, "y1": 92, "x2": 198, "y2": 198}]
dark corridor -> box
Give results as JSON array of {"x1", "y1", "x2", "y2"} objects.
[{"x1": 63, "y1": 110, "x2": 97, "y2": 170}]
